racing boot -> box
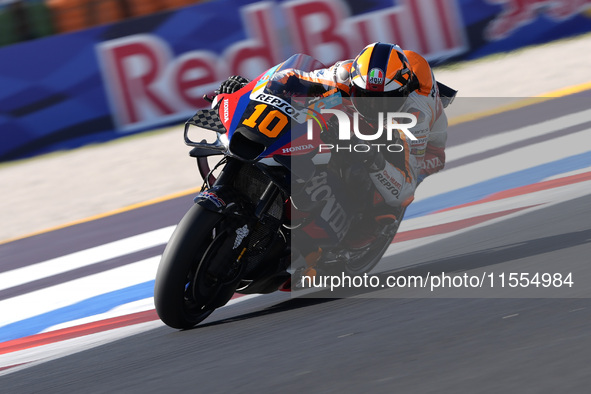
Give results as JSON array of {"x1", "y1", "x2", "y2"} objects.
[{"x1": 279, "y1": 247, "x2": 323, "y2": 291}]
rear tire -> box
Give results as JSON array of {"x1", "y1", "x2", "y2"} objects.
[
  {"x1": 344, "y1": 232, "x2": 396, "y2": 275},
  {"x1": 154, "y1": 204, "x2": 238, "y2": 329},
  {"x1": 343, "y1": 208, "x2": 406, "y2": 275}
]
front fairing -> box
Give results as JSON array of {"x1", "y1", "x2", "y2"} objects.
[{"x1": 217, "y1": 54, "x2": 344, "y2": 162}]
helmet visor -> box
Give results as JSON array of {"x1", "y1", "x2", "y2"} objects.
[{"x1": 350, "y1": 85, "x2": 408, "y2": 121}]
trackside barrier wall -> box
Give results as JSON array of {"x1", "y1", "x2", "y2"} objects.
[
  {"x1": 0, "y1": 0, "x2": 54, "y2": 46},
  {"x1": 1, "y1": 0, "x2": 591, "y2": 161}
]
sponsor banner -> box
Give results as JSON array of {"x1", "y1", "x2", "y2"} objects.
[{"x1": 1, "y1": 0, "x2": 590, "y2": 161}]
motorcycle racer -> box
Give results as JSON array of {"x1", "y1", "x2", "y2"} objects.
[
  {"x1": 218, "y1": 42, "x2": 453, "y2": 281},
  {"x1": 222, "y1": 43, "x2": 449, "y2": 208}
]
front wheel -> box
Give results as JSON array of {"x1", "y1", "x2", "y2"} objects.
[{"x1": 154, "y1": 204, "x2": 244, "y2": 329}]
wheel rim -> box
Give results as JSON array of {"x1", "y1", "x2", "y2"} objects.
[
  {"x1": 182, "y1": 224, "x2": 241, "y2": 321},
  {"x1": 345, "y1": 234, "x2": 394, "y2": 274}
]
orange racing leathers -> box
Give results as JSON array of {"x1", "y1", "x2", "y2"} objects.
[{"x1": 274, "y1": 50, "x2": 448, "y2": 212}]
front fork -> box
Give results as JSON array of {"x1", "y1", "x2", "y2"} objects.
[
  {"x1": 193, "y1": 158, "x2": 245, "y2": 214},
  {"x1": 195, "y1": 158, "x2": 283, "y2": 221},
  {"x1": 193, "y1": 157, "x2": 286, "y2": 264}
]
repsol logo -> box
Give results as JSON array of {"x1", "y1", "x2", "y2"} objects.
[
  {"x1": 373, "y1": 172, "x2": 401, "y2": 197},
  {"x1": 253, "y1": 93, "x2": 298, "y2": 115}
]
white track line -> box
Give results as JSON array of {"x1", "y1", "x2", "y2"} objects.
[
  {"x1": 446, "y1": 108, "x2": 591, "y2": 162},
  {"x1": 0, "y1": 226, "x2": 174, "y2": 292},
  {"x1": 0, "y1": 256, "x2": 160, "y2": 327}
]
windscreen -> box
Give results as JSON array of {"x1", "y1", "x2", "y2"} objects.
[{"x1": 260, "y1": 54, "x2": 332, "y2": 120}]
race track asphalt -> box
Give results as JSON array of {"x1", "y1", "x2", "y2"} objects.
[
  {"x1": 1, "y1": 93, "x2": 591, "y2": 393},
  {"x1": 1, "y1": 193, "x2": 590, "y2": 393}
]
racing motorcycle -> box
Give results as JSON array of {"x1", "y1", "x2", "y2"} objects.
[{"x1": 154, "y1": 54, "x2": 456, "y2": 329}]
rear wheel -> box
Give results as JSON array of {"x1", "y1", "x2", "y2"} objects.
[
  {"x1": 344, "y1": 232, "x2": 396, "y2": 275},
  {"x1": 343, "y1": 208, "x2": 406, "y2": 275},
  {"x1": 154, "y1": 204, "x2": 244, "y2": 329}
]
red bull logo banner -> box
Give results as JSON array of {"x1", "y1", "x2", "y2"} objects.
[{"x1": 1, "y1": 0, "x2": 590, "y2": 161}]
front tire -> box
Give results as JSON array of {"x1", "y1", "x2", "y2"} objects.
[{"x1": 154, "y1": 204, "x2": 240, "y2": 329}]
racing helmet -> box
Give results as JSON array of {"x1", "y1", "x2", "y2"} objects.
[{"x1": 349, "y1": 42, "x2": 414, "y2": 120}]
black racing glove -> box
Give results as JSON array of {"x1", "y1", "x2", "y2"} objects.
[
  {"x1": 349, "y1": 135, "x2": 386, "y2": 173},
  {"x1": 320, "y1": 116, "x2": 340, "y2": 145},
  {"x1": 321, "y1": 116, "x2": 386, "y2": 172},
  {"x1": 363, "y1": 149, "x2": 386, "y2": 173},
  {"x1": 218, "y1": 75, "x2": 250, "y2": 94}
]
